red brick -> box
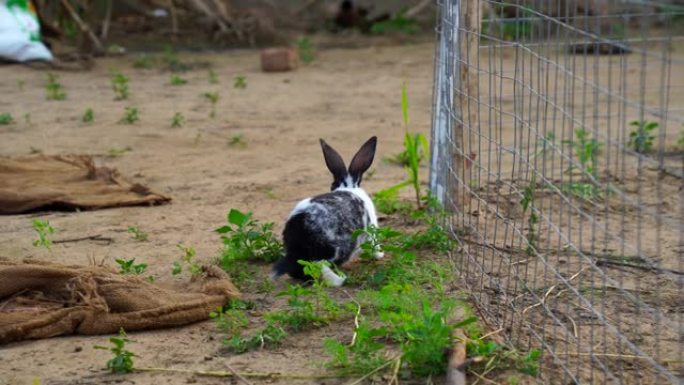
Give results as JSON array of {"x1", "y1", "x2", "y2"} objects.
[{"x1": 260, "y1": 47, "x2": 299, "y2": 72}]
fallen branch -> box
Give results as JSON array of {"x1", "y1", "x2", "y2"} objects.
[
  {"x1": 595, "y1": 258, "x2": 684, "y2": 275},
  {"x1": 136, "y1": 366, "x2": 341, "y2": 379}
]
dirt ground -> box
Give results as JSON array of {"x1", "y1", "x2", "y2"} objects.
[
  {"x1": 0, "y1": 43, "x2": 436, "y2": 385},
  {"x1": 1, "y1": 37, "x2": 683, "y2": 385}
]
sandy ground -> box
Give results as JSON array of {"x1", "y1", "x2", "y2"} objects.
[
  {"x1": 1, "y1": 38, "x2": 682, "y2": 385},
  {"x1": 0, "y1": 43, "x2": 436, "y2": 385}
]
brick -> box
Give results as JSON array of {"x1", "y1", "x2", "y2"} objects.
[{"x1": 260, "y1": 47, "x2": 299, "y2": 72}]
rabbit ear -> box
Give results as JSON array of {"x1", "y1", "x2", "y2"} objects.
[
  {"x1": 348, "y1": 136, "x2": 377, "y2": 185},
  {"x1": 320, "y1": 139, "x2": 348, "y2": 182}
]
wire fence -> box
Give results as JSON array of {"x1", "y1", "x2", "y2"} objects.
[{"x1": 429, "y1": 0, "x2": 684, "y2": 383}]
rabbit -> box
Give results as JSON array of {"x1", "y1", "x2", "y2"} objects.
[{"x1": 271, "y1": 136, "x2": 383, "y2": 287}]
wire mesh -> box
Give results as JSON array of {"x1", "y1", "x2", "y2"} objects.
[{"x1": 430, "y1": 1, "x2": 684, "y2": 383}]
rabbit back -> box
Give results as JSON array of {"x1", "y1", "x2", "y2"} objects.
[{"x1": 273, "y1": 190, "x2": 369, "y2": 279}]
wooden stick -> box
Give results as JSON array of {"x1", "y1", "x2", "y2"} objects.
[
  {"x1": 59, "y1": 0, "x2": 103, "y2": 53},
  {"x1": 136, "y1": 366, "x2": 340, "y2": 379},
  {"x1": 53, "y1": 234, "x2": 113, "y2": 244},
  {"x1": 53, "y1": 234, "x2": 112, "y2": 244},
  {"x1": 446, "y1": 329, "x2": 467, "y2": 385}
]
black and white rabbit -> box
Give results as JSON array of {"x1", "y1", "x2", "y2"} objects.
[{"x1": 271, "y1": 136, "x2": 382, "y2": 286}]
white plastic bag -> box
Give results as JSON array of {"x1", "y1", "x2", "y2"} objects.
[{"x1": 0, "y1": 0, "x2": 53, "y2": 62}]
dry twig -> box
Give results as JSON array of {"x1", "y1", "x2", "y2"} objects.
[
  {"x1": 136, "y1": 366, "x2": 340, "y2": 379},
  {"x1": 53, "y1": 234, "x2": 113, "y2": 244}
]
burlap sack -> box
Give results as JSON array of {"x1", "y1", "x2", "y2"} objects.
[
  {"x1": 0, "y1": 258, "x2": 240, "y2": 344},
  {"x1": 0, "y1": 155, "x2": 170, "y2": 214}
]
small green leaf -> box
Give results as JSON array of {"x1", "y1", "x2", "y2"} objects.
[
  {"x1": 215, "y1": 225, "x2": 233, "y2": 234},
  {"x1": 228, "y1": 209, "x2": 249, "y2": 226},
  {"x1": 172, "y1": 261, "x2": 182, "y2": 275}
]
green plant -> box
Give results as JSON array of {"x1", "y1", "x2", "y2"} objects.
[
  {"x1": 169, "y1": 74, "x2": 188, "y2": 86},
  {"x1": 371, "y1": 13, "x2": 420, "y2": 34},
  {"x1": 228, "y1": 134, "x2": 246, "y2": 148},
  {"x1": 562, "y1": 128, "x2": 602, "y2": 179},
  {"x1": 162, "y1": 45, "x2": 188, "y2": 72},
  {"x1": 353, "y1": 225, "x2": 402, "y2": 262},
  {"x1": 127, "y1": 226, "x2": 148, "y2": 242},
  {"x1": 466, "y1": 329, "x2": 542, "y2": 377},
  {"x1": 557, "y1": 182, "x2": 602, "y2": 202},
  {"x1": 372, "y1": 185, "x2": 412, "y2": 215},
  {"x1": 115, "y1": 258, "x2": 148, "y2": 275},
  {"x1": 266, "y1": 262, "x2": 342, "y2": 335},
  {"x1": 204, "y1": 92, "x2": 219, "y2": 118},
  {"x1": 326, "y1": 282, "x2": 473, "y2": 377},
  {"x1": 324, "y1": 321, "x2": 389, "y2": 375},
  {"x1": 296, "y1": 36, "x2": 315, "y2": 64},
  {"x1": 0, "y1": 112, "x2": 14, "y2": 125},
  {"x1": 627, "y1": 120, "x2": 659, "y2": 154},
  {"x1": 17, "y1": 80, "x2": 25, "y2": 91},
  {"x1": 225, "y1": 321, "x2": 288, "y2": 354},
  {"x1": 267, "y1": 284, "x2": 330, "y2": 331},
  {"x1": 172, "y1": 244, "x2": 202, "y2": 276},
  {"x1": 23, "y1": 113, "x2": 31, "y2": 125},
  {"x1": 376, "y1": 83, "x2": 429, "y2": 208},
  {"x1": 233, "y1": 76, "x2": 247, "y2": 89},
  {"x1": 111, "y1": 72, "x2": 129, "y2": 100},
  {"x1": 119, "y1": 107, "x2": 139, "y2": 124},
  {"x1": 678, "y1": 131, "x2": 684, "y2": 149},
  {"x1": 210, "y1": 307, "x2": 249, "y2": 337},
  {"x1": 94, "y1": 328, "x2": 136, "y2": 374},
  {"x1": 216, "y1": 209, "x2": 283, "y2": 265},
  {"x1": 45, "y1": 73, "x2": 66, "y2": 100},
  {"x1": 208, "y1": 69, "x2": 219, "y2": 84},
  {"x1": 132, "y1": 54, "x2": 156, "y2": 69},
  {"x1": 385, "y1": 147, "x2": 427, "y2": 167},
  {"x1": 82, "y1": 108, "x2": 94, "y2": 123},
  {"x1": 393, "y1": 300, "x2": 463, "y2": 375},
  {"x1": 32, "y1": 219, "x2": 55, "y2": 250},
  {"x1": 533, "y1": 132, "x2": 556, "y2": 159},
  {"x1": 171, "y1": 112, "x2": 185, "y2": 128}
]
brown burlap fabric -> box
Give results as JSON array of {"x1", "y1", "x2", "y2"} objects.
[
  {"x1": 0, "y1": 259, "x2": 240, "y2": 345},
  {"x1": 0, "y1": 155, "x2": 171, "y2": 214}
]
